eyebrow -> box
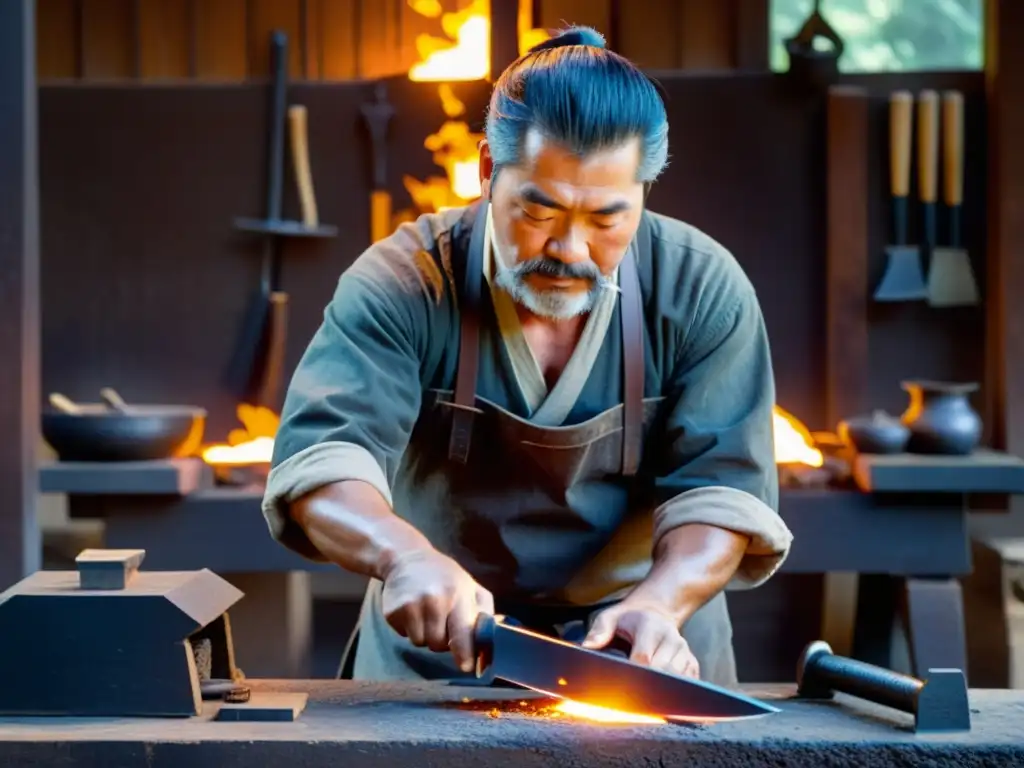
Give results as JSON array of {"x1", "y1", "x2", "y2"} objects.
[{"x1": 519, "y1": 185, "x2": 631, "y2": 217}]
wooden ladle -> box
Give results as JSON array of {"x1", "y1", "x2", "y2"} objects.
[
  {"x1": 99, "y1": 387, "x2": 132, "y2": 414},
  {"x1": 48, "y1": 392, "x2": 83, "y2": 415}
]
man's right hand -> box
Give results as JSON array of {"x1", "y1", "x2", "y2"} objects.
[{"x1": 380, "y1": 549, "x2": 494, "y2": 673}]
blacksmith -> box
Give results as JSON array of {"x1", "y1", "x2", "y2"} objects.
[{"x1": 262, "y1": 26, "x2": 792, "y2": 685}]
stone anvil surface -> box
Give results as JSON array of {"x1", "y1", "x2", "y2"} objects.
[{"x1": 0, "y1": 680, "x2": 1022, "y2": 767}]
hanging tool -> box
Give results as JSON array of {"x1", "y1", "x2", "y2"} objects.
[
  {"x1": 917, "y1": 90, "x2": 940, "y2": 280},
  {"x1": 361, "y1": 82, "x2": 396, "y2": 243},
  {"x1": 928, "y1": 90, "x2": 980, "y2": 307},
  {"x1": 874, "y1": 91, "x2": 928, "y2": 302},
  {"x1": 229, "y1": 31, "x2": 336, "y2": 408},
  {"x1": 472, "y1": 614, "x2": 778, "y2": 721}
]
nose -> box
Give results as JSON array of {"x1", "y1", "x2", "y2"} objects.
[{"x1": 545, "y1": 224, "x2": 589, "y2": 264}]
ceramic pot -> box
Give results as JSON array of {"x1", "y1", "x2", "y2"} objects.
[
  {"x1": 837, "y1": 411, "x2": 909, "y2": 455},
  {"x1": 900, "y1": 380, "x2": 982, "y2": 455}
]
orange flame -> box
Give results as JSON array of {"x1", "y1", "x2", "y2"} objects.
[
  {"x1": 773, "y1": 405, "x2": 823, "y2": 467},
  {"x1": 201, "y1": 404, "x2": 278, "y2": 466},
  {"x1": 401, "y1": 0, "x2": 550, "y2": 218},
  {"x1": 553, "y1": 699, "x2": 665, "y2": 724}
]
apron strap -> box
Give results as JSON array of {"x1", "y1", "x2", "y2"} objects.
[
  {"x1": 448, "y1": 202, "x2": 489, "y2": 464},
  {"x1": 619, "y1": 215, "x2": 649, "y2": 477},
  {"x1": 447, "y1": 204, "x2": 648, "y2": 474}
]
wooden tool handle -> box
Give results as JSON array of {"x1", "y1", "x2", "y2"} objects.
[
  {"x1": 258, "y1": 291, "x2": 290, "y2": 410},
  {"x1": 890, "y1": 91, "x2": 913, "y2": 197},
  {"x1": 370, "y1": 190, "x2": 392, "y2": 242},
  {"x1": 942, "y1": 91, "x2": 964, "y2": 207},
  {"x1": 917, "y1": 90, "x2": 939, "y2": 204},
  {"x1": 288, "y1": 105, "x2": 319, "y2": 227}
]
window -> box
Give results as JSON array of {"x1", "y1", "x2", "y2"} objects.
[{"x1": 769, "y1": 0, "x2": 984, "y2": 72}]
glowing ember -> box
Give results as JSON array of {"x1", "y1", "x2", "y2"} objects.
[
  {"x1": 201, "y1": 404, "x2": 278, "y2": 466},
  {"x1": 773, "y1": 405, "x2": 823, "y2": 467},
  {"x1": 552, "y1": 699, "x2": 665, "y2": 724}
]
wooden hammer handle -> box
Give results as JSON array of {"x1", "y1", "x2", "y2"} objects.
[{"x1": 288, "y1": 105, "x2": 319, "y2": 227}]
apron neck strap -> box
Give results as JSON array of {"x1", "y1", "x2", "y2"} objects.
[
  {"x1": 448, "y1": 204, "x2": 649, "y2": 477},
  {"x1": 448, "y1": 202, "x2": 489, "y2": 464},
  {"x1": 619, "y1": 215, "x2": 649, "y2": 477}
]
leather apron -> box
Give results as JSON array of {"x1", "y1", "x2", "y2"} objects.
[{"x1": 340, "y1": 203, "x2": 736, "y2": 685}]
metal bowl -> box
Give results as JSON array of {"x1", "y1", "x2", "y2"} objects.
[{"x1": 42, "y1": 404, "x2": 207, "y2": 462}]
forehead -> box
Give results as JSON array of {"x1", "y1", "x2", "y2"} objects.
[{"x1": 516, "y1": 127, "x2": 641, "y2": 190}]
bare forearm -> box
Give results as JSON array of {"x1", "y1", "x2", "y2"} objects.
[
  {"x1": 290, "y1": 480, "x2": 433, "y2": 580},
  {"x1": 623, "y1": 524, "x2": 750, "y2": 625}
]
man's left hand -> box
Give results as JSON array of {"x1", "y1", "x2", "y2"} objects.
[{"x1": 581, "y1": 602, "x2": 699, "y2": 679}]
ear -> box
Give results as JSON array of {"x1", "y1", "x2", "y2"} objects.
[{"x1": 478, "y1": 139, "x2": 494, "y2": 199}]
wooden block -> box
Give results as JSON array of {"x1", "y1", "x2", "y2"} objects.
[
  {"x1": 75, "y1": 548, "x2": 146, "y2": 590},
  {"x1": 853, "y1": 449, "x2": 1024, "y2": 493},
  {"x1": 214, "y1": 692, "x2": 308, "y2": 721}
]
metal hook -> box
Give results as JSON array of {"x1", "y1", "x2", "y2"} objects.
[{"x1": 788, "y1": 0, "x2": 845, "y2": 58}]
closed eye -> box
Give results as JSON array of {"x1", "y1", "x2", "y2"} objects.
[{"x1": 522, "y1": 209, "x2": 554, "y2": 223}]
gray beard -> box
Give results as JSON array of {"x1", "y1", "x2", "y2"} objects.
[{"x1": 493, "y1": 263, "x2": 610, "y2": 319}]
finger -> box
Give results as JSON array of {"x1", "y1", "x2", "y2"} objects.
[
  {"x1": 681, "y1": 655, "x2": 700, "y2": 680},
  {"x1": 391, "y1": 604, "x2": 425, "y2": 647},
  {"x1": 670, "y1": 646, "x2": 700, "y2": 680},
  {"x1": 475, "y1": 586, "x2": 495, "y2": 616},
  {"x1": 629, "y1": 623, "x2": 665, "y2": 667},
  {"x1": 423, "y1": 594, "x2": 452, "y2": 653},
  {"x1": 447, "y1": 595, "x2": 479, "y2": 673},
  {"x1": 649, "y1": 637, "x2": 679, "y2": 672},
  {"x1": 582, "y1": 609, "x2": 619, "y2": 649}
]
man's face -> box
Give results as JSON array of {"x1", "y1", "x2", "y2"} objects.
[{"x1": 481, "y1": 129, "x2": 645, "y2": 320}]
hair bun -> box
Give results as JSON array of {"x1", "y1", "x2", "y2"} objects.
[{"x1": 527, "y1": 26, "x2": 606, "y2": 54}]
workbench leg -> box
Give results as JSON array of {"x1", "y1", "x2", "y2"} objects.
[
  {"x1": 223, "y1": 572, "x2": 313, "y2": 679},
  {"x1": 851, "y1": 574, "x2": 898, "y2": 669},
  {"x1": 902, "y1": 576, "x2": 969, "y2": 680}
]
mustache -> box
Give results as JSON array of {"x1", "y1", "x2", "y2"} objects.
[{"x1": 511, "y1": 257, "x2": 602, "y2": 282}]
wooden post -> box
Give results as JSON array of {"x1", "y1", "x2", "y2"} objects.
[
  {"x1": 985, "y1": 0, "x2": 1024, "y2": 459},
  {"x1": 825, "y1": 87, "x2": 871, "y2": 430},
  {"x1": 490, "y1": 0, "x2": 521, "y2": 79},
  {"x1": 733, "y1": 0, "x2": 770, "y2": 71},
  {"x1": 0, "y1": 0, "x2": 41, "y2": 588}
]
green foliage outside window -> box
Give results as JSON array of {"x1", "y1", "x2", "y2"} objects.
[{"x1": 769, "y1": 0, "x2": 984, "y2": 72}]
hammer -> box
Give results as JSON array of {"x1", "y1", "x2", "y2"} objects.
[{"x1": 796, "y1": 640, "x2": 971, "y2": 733}]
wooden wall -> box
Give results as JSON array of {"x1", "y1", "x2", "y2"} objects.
[{"x1": 35, "y1": 0, "x2": 767, "y2": 81}]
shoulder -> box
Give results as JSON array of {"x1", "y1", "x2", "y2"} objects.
[
  {"x1": 640, "y1": 210, "x2": 761, "y2": 334},
  {"x1": 644, "y1": 211, "x2": 756, "y2": 304},
  {"x1": 341, "y1": 207, "x2": 466, "y2": 314}
]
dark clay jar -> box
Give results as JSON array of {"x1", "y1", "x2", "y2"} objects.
[{"x1": 900, "y1": 380, "x2": 982, "y2": 456}]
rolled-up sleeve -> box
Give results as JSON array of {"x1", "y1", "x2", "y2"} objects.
[
  {"x1": 652, "y1": 274, "x2": 792, "y2": 589},
  {"x1": 262, "y1": 236, "x2": 437, "y2": 561}
]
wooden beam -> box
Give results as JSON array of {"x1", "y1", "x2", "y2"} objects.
[
  {"x1": 985, "y1": 0, "x2": 1024, "y2": 457},
  {"x1": 825, "y1": 86, "x2": 871, "y2": 429},
  {"x1": 0, "y1": 0, "x2": 41, "y2": 588}
]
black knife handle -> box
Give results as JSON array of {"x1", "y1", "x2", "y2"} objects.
[{"x1": 473, "y1": 613, "x2": 497, "y2": 677}]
